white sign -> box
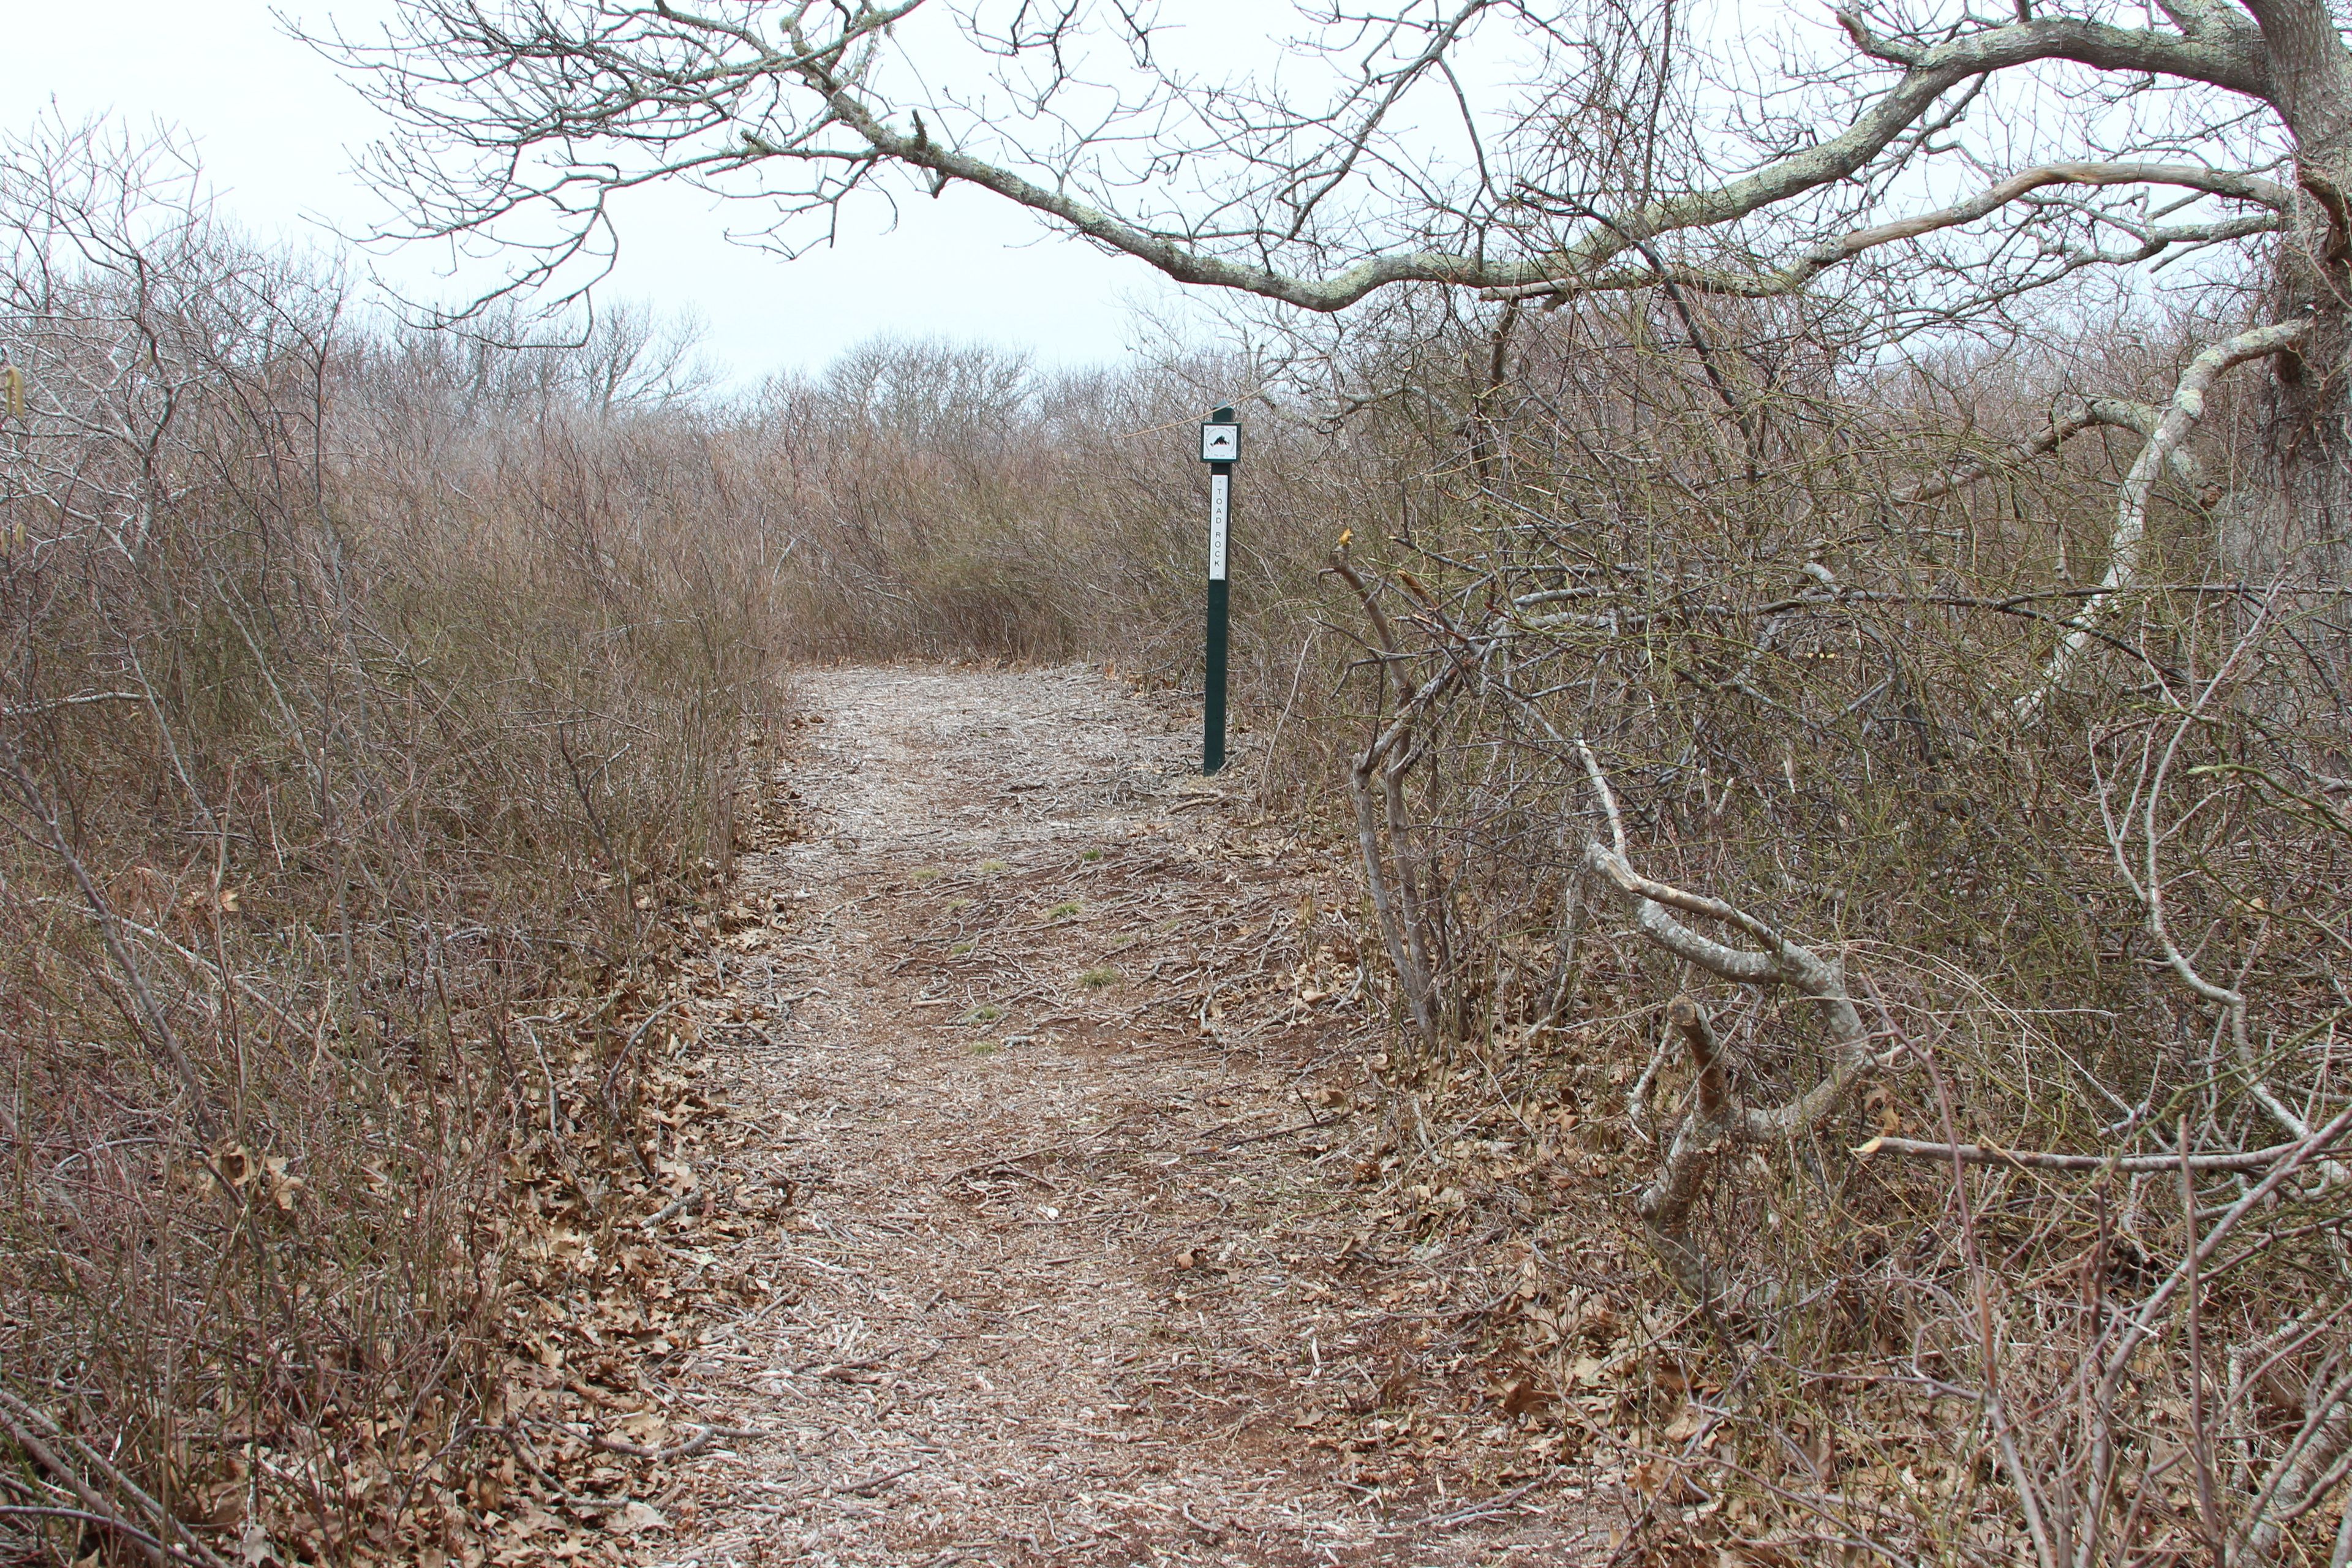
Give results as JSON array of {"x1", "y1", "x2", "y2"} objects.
[
  {"x1": 1208, "y1": 472, "x2": 1230, "y2": 580},
  {"x1": 1200, "y1": 422, "x2": 1240, "y2": 463}
]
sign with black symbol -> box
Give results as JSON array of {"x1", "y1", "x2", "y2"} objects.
[{"x1": 1199, "y1": 421, "x2": 1240, "y2": 463}]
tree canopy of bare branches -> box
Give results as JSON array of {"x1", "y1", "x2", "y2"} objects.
[{"x1": 318, "y1": 0, "x2": 2352, "y2": 577}]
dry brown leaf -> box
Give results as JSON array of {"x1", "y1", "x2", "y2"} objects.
[{"x1": 606, "y1": 1501, "x2": 668, "y2": 1535}]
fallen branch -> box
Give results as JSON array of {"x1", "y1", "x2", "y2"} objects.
[
  {"x1": 757, "y1": 1458, "x2": 925, "y2": 1506},
  {"x1": 578, "y1": 1419, "x2": 764, "y2": 1462},
  {"x1": 640, "y1": 1193, "x2": 697, "y2": 1228},
  {"x1": 940, "y1": 1144, "x2": 1074, "y2": 1180},
  {"x1": 1420, "y1": 1473, "x2": 1550, "y2": 1529},
  {"x1": 1212, "y1": 1119, "x2": 1327, "y2": 1151},
  {"x1": 1180, "y1": 1501, "x2": 1226, "y2": 1539}
]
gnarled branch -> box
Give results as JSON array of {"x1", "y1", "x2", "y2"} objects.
[{"x1": 1577, "y1": 743, "x2": 1876, "y2": 1309}]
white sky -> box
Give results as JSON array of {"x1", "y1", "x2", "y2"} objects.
[
  {"x1": 0, "y1": 0, "x2": 1187, "y2": 380},
  {"x1": 5, "y1": 0, "x2": 2245, "y2": 388}
]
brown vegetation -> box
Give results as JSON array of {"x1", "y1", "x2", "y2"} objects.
[
  {"x1": 9, "y1": 65, "x2": 2352, "y2": 1566},
  {"x1": 587, "y1": 287, "x2": 2352, "y2": 1562},
  {"x1": 1300, "y1": 296, "x2": 2352, "y2": 1564},
  {"x1": 527, "y1": 281, "x2": 2352, "y2": 1560},
  {"x1": 0, "y1": 121, "x2": 779, "y2": 1565}
]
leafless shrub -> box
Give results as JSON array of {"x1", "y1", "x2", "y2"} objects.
[
  {"x1": 1295, "y1": 279, "x2": 2352, "y2": 1561},
  {"x1": 0, "y1": 117, "x2": 779, "y2": 1563}
]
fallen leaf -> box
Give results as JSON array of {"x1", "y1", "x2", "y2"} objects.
[{"x1": 606, "y1": 1501, "x2": 668, "y2": 1535}]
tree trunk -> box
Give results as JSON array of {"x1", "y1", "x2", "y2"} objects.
[
  {"x1": 2226, "y1": 4, "x2": 2352, "y2": 584},
  {"x1": 2228, "y1": 285, "x2": 2352, "y2": 585}
]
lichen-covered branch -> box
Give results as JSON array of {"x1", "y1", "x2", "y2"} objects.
[{"x1": 2019, "y1": 320, "x2": 2310, "y2": 718}]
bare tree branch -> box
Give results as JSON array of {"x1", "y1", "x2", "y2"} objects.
[
  {"x1": 1488, "y1": 162, "x2": 2291, "y2": 304},
  {"x1": 2021, "y1": 318, "x2": 2310, "y2": 718}
]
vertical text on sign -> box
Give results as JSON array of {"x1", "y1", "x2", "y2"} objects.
[{"x1": 1208, "y1": 472, "x2": 1231, "y2": 581}]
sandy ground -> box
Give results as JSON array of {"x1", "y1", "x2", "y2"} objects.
[{"x1": 644, "y1": 665, "x2": 1611, "y2": 1567}]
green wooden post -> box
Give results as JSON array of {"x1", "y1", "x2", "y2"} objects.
[{"x1": 1199, "y1": 405, "x2": 1239, "y2": 774}]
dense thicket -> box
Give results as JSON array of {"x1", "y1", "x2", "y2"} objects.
[
  {"x1": 0, "y1": 125, "x2": 780, "y2": 1564},
  {"x1": 9, "y1": 105, "x2": 2352, "y2": 1564},
  {"x1": 589, "y1": 286, "x2": 2352, "y2": 1559},
  {"x1": 1287, "y1": 292, "x2": 2352, "y2": 1564}
]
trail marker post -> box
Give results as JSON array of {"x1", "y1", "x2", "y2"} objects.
[{"x1": 1199, "y1": 405, "x2": 1240, "y2": 774}]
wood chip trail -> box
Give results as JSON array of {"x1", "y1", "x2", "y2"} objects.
[{"x1": 652, "y1": 665, "x2": 1605, "y2": 1566}]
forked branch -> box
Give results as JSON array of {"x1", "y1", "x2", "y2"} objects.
[
  {"x1": 1895, "y1": 394, "x2": 2196, "y2": 506},
  {"x1": 1332, "y1": 548, "x2": 1461, "y2": 1049}
]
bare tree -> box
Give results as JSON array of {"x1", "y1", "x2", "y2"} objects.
[{"x1": 318, "y1": 0, "x2": 2351, "y2": 578}]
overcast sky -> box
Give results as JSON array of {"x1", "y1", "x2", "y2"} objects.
[{"x1": 1, "y1": 1, "x2": 1186, "y2": 381}]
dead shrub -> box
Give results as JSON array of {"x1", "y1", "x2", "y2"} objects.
[
  {"x1": 0, "y1": 118, "x2": 780, "y2": 1564},
  {"x1": 1298, "y1": 291, "x2": 2352, "y2": 1563}
]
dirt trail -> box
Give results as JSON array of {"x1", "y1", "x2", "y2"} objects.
[{"x1": 652, "y1": 665, "x2": 1605, "y2": 1566}]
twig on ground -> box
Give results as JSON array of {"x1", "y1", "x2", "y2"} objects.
[
  {"x1": 576, "y1": 1419, "x2": 767, "y2": 1461},
  {"x1": 1180, "y1": 1501, "x2": 1226, "y2": 1539},
  {"x1": 1421, "y1": 1474, "x2": 1549, "y2": 1528}
]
